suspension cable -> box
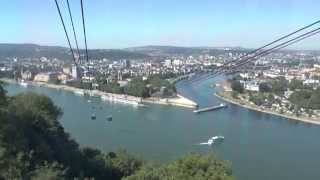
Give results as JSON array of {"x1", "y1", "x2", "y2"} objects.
[
  {"x1": 66, "y1": 0, "x2": 81, "y2": 64},
  {"x1": 80, "y1": 0, "x2": 89, "y2": 63},
  {"x1": 189, "y1": 20, "x2": 320, "y2": 83},
  {"x1": 196, "y1": 28, "x2": 320, "y2": 82},
  {"x1": 54, "y1": 0, "x2": 77, "y2": 65}
]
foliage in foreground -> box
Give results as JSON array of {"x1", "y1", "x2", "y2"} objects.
[
  {"x1": 125, "y1": 153, "x2": 233, "y2": 180},
  {"x1": 0, "y1": 83, "x2": 233, "y2": 180}
]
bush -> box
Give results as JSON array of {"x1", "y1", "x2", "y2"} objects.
[
  {"x1": 231, "y1": 80, "x2": 244, "y2": 93},
  {"x1": 125, "y1": 153, "x2": 234, "y2": 180}
]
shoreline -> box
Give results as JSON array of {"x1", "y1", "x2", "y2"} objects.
[
  {"x1": 2, "y1": 78, "x2": 197, "y2": 109},
  {"x1": 215, "y1": 92, "x2": 320, "y2": 126}
]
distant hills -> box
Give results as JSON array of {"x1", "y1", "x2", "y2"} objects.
[
  {"x1": 0, "y1": 43, "x2": 149, "y2": 60},
  {"x1": 1, "y1": 43, "x2": 317, "y2": 61}
]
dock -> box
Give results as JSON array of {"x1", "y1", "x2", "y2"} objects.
[{"x1": 193, "y1": 103, "x2": 227, "y2": 113}]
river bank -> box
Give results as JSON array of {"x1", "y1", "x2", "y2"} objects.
[
  {"x1": 1, "y1": 78, "x2": 197, "y2": 109},
  {"x1": 215, "y1": 91, "x2": 320, "y2": 126}
]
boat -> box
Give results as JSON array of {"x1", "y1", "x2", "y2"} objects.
[
  {"x1": 211, "y1": 136, "x2": 224, "y2": 141},
  {"x1": 101, "y1": 95, "x2": 140, "y2": 106},
  {"x1": 19, "y1": 80, "x2": 28, "y2": 87},
  {"x1": 199, "y1": 136, "x2": 225, "y2": 146},
  {"x1": 106, "y1": 115, "x2": 112, "y2": 122},
  {"x1": 91, "y1": 113, "x2": 96, "y2": 120},
  {"x1": 74, "y1": 90, "x2": 85, "y2": 96}
]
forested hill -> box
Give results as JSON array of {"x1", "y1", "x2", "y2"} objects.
[{"x1": 0, "y1": 43, "x2": 149, "y2": 60}]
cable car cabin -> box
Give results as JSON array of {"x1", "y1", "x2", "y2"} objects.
[
  {"x1": 91, "y1": 114, "x2": 96, "y2": 120},
  {"x1": 106, "y1": 116, "x2": 112, "y2": 122}
]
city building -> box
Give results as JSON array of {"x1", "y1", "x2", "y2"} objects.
[
  {"x1": 72, "y1": 65, "x2": 81, "y2": 79},
  {"x1": 34, "y1": 72, "x2": 59, "y2": 83}
]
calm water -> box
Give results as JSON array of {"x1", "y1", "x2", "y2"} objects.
[{"x1": 6, "y1": 78, "x2": 320, "y2": 180}]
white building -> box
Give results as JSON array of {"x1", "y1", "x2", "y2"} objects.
[
  {"x1": 303, "y1": 79, "x2": 320, "y2": 86},
  {"x1": 72, "y1": 65, "x2": 81, "y2": 79},
  {"x1": 21, "y1": 70, "x2": 33, "y2": 80},
  {"x1": 63, "y1": 66, "x2": 72, "y2": 75},
  {"x1": 164, "y1": 59, "x2": 172, "y2": 67},
  {"x1": 243, "y1": 81, "x2": 260, "y2": 92}
]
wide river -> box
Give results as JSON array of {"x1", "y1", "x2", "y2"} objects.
[{"x1": 6, "y1": 77, "x2": 320, "y2": 180}]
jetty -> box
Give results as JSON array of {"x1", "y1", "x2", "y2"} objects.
[{"x1": 193, "y1": 103, "x2": 227, "y2": 113}]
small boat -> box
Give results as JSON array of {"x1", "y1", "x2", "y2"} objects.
[
  {"x1": 91, "y1": 114, "x2": 96, "y2": 120},
  {"x1": 211, "y1": 136, "x2": 224, "y2": 141},
  {"x1": 199, "y1": 136, "x2": 225, "y2": 146},
  {"x1": 106, "y1": 115, "x2": 112, "y2": 122},
  {"x1": 19, "y1": 80, "x2": 28, "y2": 87}
]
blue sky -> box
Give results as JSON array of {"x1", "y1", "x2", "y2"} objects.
[{"x1": 0, "y1": 0, "x2": 319, "y2": 49}]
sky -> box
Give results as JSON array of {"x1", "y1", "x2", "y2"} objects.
[{"x1": 0, "y1": 0, "x2": 320, "y2": 49}]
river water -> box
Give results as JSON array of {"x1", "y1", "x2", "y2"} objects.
[{"x1": 5, "y1": 77, "x2": 320, "y2": 180}]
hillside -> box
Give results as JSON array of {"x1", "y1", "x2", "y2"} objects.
[{"x1": 0, "y1": 43, "x2": 149, "y2": 60}]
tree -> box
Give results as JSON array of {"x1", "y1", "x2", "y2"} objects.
[
  {"x1": 125, "y1": 153, "x2": 234, "y2": 180},
  {"x1": 271, "y1": 78, "x2": 288, "y2": 96},
  {"x1": 249, "y1": 93, "x2": 266, "y2": 106},
  {"x1": 259, "y1": 82, "x2": 272, "y2": 93},
  {"x1": 289, "y1": 90, "x2": 316, "y2": 109},
  {"x1": 106, "y1": 149, "x2": 143, "y2": 179},
  {"x1": 99, "y1": 82, "x2": 123, "y2": 94},
  {"x1": 231, "y1": 80, "x2": 244, "y2": 93},
  {"x1": 0, "y1": 81, "x2": 7, "y2": 107},
  {"x1": 30, "y1": 162, "x2": 65, "y2": 180},
  {"x1": 124, "y1": 78, "x2": 149, "y2": 98},
  {"x1": 289, "y1": 79, "x2": 304, "y2": 91},
  {"x1": 0, "y1": 90, "x2": 142, "y2": 179}
]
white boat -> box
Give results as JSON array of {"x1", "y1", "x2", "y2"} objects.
[
  {"x1": 74, "y1": 90, "x2": 85, "y2": 96},
  {"x1": 101, "y1": 95, "x2": 140, "y2": 106},
  {"x1": 211, "y1": 136, "x2": 225, "y2": 140},
  {"x1": 199, "y1": 136, "x2": 225, "y2": 146},
  {"x1": 200, "y1": 139, "x2": 214, "y2": 146},
  {"x1": 19, "y1": 80, "x2": 28, "y2": 87}
]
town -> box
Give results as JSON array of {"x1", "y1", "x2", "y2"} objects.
[{"x1": 1, "y1": 45, "x2": 320, "y2": 119}]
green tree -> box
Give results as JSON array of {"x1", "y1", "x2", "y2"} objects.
[
  {"x1": 231, "y1": 80, "x2": 244, "y2": 93},
  {"x1": 30, "y1": 162, "x2": 65, "y2": 180},
  {"x1": 124, "y1": 78, "x2": 149, "y2": 98},
  {"x1": 271, "y1": 78, "x2": 288, "y2": 96},
  {"x1": 289, "y1": 79, "x2": 304, "y2": 91},
  {"x1": 259, "y1": 82, "x2": 272, "y2": 93},
  {"x1": 125, "y1": 153, "x2": 234, "y2": 180},
  {"x1": 0, "y1": 81, "x2": 7, "y2": 107},
  {"x1": 106, "y1": 149, "x2": 143, "y2": 179}
]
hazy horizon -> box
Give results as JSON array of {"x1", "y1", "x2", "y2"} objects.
[{"x1": 1, "y1": 0, "x2": 320, "y2": 50}]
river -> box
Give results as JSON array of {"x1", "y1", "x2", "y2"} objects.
[{"x1": 5, "y1": 77, "x2": 320, "y2": 180}]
